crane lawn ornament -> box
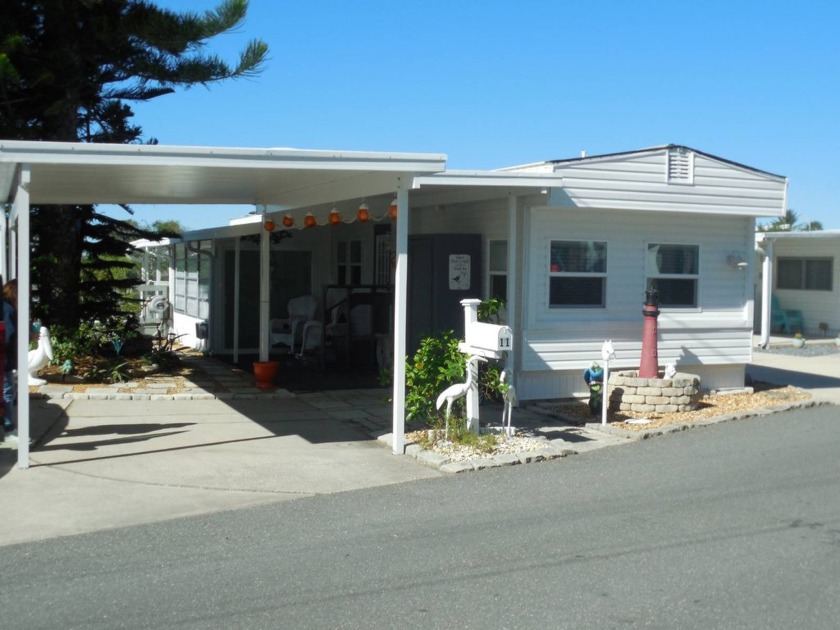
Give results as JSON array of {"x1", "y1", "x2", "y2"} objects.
[
  {"x1": 500, "y1": 368, "x2": 517, "y2": 437},
  {"x1": 436, "y1": 354, "x2": 486, "y2": 440},
  {"x1": 28, "y1": 325, "x2": 54, "y2": 386}
]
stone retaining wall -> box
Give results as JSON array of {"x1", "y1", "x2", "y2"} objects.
[{"x1": 609, "y1": 370, "x2": 701, "y2": 414}]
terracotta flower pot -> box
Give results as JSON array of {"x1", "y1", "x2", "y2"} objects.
[{"x1": 253, "y1": 360, "x2": 279, "y2": 389}]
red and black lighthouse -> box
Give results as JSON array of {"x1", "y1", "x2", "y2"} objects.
[{"x1": 639, "y1": 286, "x2": 660, "y2": 378}]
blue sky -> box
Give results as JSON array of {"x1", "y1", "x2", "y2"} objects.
[{"x1": 119, "y1": 0, "x2": 840, "y2": 230}]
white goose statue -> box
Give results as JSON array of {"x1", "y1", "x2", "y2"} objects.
[{"x1": 28, "y1": 325, "x2": 53, "y2": 386}]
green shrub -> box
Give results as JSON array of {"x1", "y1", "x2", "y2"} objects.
[
  {"x1": 405, "y1": 298, "x2": 509, "y2": 424},
  {"x1": 405, "y1": 330, "x2": 465, "y2": 423}
]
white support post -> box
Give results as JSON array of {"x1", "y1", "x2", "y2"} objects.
[
  {"x1": 462, "y1": 299, "x2": 482, "y2": 433},
  {"x1": 15, "y1": 166, "x2": 31, "y2": 469},
  {"x1": 391, "y1": 181, "x2": 409, "y2": 454},
  {"x1": 506, "y1": 192, "x2": 517, "y2": 384},
  {"x1": 0, "y1": 207, "x2": 7, "y2": 282},
  {"x1": 601, "y1": 340, "x2": 615, "y2": 427},
  {"x1": 760, "y1": 240, "x2": 773, "y2": 348},
  {"x1": 601, "y1": 360, "x2": 610, "y2": 426},
  {"x1": 258, "y1": 224, "x2": 270, "y2": 362},
  {"x1": 233, "y1": 237, "x2": 241, "y2": 364}
]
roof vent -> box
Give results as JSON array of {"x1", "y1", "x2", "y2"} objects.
[{"x1": 667, "y1": 147, "x2": 694, "y2": 184}]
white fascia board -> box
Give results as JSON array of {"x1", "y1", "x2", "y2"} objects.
[
  {"x1": 177, "y1": 221, "x2": 263, "y2": 241},
  {"x1": 0, "y1": 140, "x2": 448, "y2": 174},
  {"x1": 413, "y1": 170, "x2": 563, "y2": 189},
  {"x1": 758, "y1": 229, "x2": 840, "y2": 242}
]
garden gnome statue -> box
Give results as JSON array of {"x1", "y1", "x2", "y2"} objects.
[
  {"x1": 28, "y1": 325, "x2": 53, "y2": 385},
  {"x1": 583, "y1": 361, "x2": 604, "y2": 417}
]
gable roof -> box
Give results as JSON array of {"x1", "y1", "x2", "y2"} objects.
[{"x1": 544, "y1": 144, "x2": 785, "y2": 180}]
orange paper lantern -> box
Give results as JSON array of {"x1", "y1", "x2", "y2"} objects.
[
  {"x1": 282, "y1": 214, "x2": 294, "y2": 228},
  {"x1": 263, "y1": 219, "x2": 276, "y2": 232},
  {"x1": 357, "y1": 203, "x2": 370, "y2": 222},
  {"x1": 388, "y1": 199, "x2": 398, "y2": 219},
  {"x1": 304, "y1": 212, "x2": 317, "y2": 228},
  {"x1": 329, "y1": 208, "x2": 342, "y2": 225}
]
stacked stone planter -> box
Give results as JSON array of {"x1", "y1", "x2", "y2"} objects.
[{"x1": 609, "y1": 370, "x2": 701, "y2": 414}]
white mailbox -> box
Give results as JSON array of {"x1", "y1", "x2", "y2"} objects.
[
  {"x1": 465, "y1": 322, "x2": 512, "y2": 355},
  {"x1": 459, "y1": 299, "x2": 513, "y2": 359}
]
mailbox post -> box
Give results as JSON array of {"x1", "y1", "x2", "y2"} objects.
[{"x1": 458, "y1": 299, "x2": 514, "y2": 433}]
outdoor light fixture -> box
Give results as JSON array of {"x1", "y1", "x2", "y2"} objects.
[
  {"x1": 304, "y1": 212, "x2": 317, "y2": 228},
  {"x1": 282, "y1": 214, "x2": 294, "y2": 228},
  {"x1": 727, "y1": 253, "x2": 748, "y2": 269},
  {"x1": 388, "y1": 197, "x2": 398, "y2": 219},
  {"x1": 329, "y1": 207, "x2": 342, "y2": 225},
  {"x1": 356, "y1": 203, "x2": 370, "y2": 222}
]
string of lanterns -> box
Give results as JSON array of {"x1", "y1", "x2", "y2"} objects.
[{"x1": 263, "y1": 198, "x2": 398, "y2": 232}]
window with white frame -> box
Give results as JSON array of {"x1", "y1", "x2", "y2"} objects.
[
  {"x1": 488, "y1": 240, "x2": 507, "y2": 301},
  {"x1": 173, "y1": 240, "x2": 211, "y2": 318},
  {"x1": 336, "y1": 240, "x2": 362, "y2": 285},
  {"x1": 548, "y1": 240, "x2": 607, "y2": 307},
  {"x1": 646, "y1": 243, "x2": 699, "y2": 307},
  {"x1": 777, "y1": 257, "x2": 833, "y2": 291}
]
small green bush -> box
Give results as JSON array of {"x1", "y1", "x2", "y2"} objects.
[{"x1": 405, "y1": 330, "x2": 465, "y2": 423}]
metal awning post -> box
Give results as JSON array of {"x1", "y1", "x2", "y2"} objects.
[
  {"x1": 258, "y1": 221, "x2": 270, "y2": 362},
  {"x1": 233, "y1": 237, "x2": 241, "y2": 364},
  {"x1": 760, "y1": 239, "x2": 773, "y2": 348},
  {"x1": 391, "y1": 181, "x2": 409, "y2": 455},
  {"x1": 13, "y1": 165, "x2": 31, "y2": 469}
]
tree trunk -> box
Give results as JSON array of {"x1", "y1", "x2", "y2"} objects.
[{"x1": 32, "y1": 205, "x2": 82, "y2": 328}]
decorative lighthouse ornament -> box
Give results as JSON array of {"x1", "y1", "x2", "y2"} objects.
[{"x1": 639, "y1": 286, "x2": 661, "y2": 378}]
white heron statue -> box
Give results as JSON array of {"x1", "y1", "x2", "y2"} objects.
[
  {"x1": 28, "y1": 325, "x2": 54, "y2": 386},
  {"x1": 500, "y1": 368, "x2": 517, "y2": 437},
  {"x1": 436, "y1": 355, "x2": 485, "y2": 439}
]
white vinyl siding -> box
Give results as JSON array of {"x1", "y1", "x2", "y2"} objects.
[
  {"x1": 518, "y1": 149, "x2": 786, "y2": 217},
  {"x1": 521, "y1": 207, "x2": 754, "y2": 398}
]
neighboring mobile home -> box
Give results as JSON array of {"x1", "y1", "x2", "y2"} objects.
[
  {"x1": 755, "y1": 230, "x2": 840, "y2": 344},
  {"x1": 167, "y1": 145, "x2": 787, "y2": 400}
]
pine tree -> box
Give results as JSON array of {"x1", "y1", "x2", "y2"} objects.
[{"x1": 0, "y1": 0, "x2": 268, "y2": 326}]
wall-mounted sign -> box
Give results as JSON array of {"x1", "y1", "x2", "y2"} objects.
[{"x1": 449, "y1": 254, "x2": 471, "y2": 290}]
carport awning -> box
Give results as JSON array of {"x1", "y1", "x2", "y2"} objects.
[
  {"x1": 0, "y1": 140, "x2": 448, "y2": 207},
  {"x1": 0, "y1": 139, "x2": 452, "y2": 472}
]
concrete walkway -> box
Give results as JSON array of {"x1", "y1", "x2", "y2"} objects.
[{"x1": 1, "y1": 343, "x2": 836, "y2": 547}]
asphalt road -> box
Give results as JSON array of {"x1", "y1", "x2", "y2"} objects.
[{"x1": 3, "y1": 407, "x2": 839, "y2": 629}]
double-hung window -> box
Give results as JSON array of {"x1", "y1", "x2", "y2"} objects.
[
  {"x1": 777, "y1": 257, "x2": 832, "y2": 291},
  {"x1": 488, "y1": 240, "x2": 508, "y2": 301},
  {"x1": 336, "y1": 240, "x2": 362, "y2": 285},
  {"x1": 549, "y1": 240, "x2": 607, "y2": 307},
  {"x1": 647, "y1": 243, "x2": 699, "y2": 307}
]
